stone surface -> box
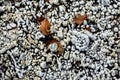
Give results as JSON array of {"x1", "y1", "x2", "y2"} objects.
[{"x1": 0, "y1": 0, "x2": 119, "y2": 80}]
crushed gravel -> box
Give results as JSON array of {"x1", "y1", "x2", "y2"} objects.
[{"x1": 0, "y1": 0, "x2": 120, "y2": 80}]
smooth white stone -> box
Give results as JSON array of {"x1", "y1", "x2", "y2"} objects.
[
  {"x1": 114, "y1": 27, "x2": 118, "y2": 32},
  {"x1": 48, "y1": 43, "x2": 58, "y2": 52},
  {"x1": 40, "y1": 62, "x2": 46, "y2": 68}
]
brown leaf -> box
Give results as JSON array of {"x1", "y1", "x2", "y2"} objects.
[
  {"x1": 45, "y1": 0, "x2": 49, "y2": 2},
  {"x1": 39, "y1": 19, "x2": 51, "y2": 36},
  {"x1": 36, "y1": 17, "x2": 45, "y2": 23},
  {"x1": 57, "y1": 43, "x2": 64, "y2": 55},
  {"x1": 73, "y1": 14, "x2": 87, "y2": 25},
  {"x1": 85, "y1": 25, "x2": 91, "y2": 31},
  {"x1": 45, "y1": 38, "x2": 59, "y2": 46}
]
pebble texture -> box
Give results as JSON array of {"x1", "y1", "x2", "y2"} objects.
[{"x1": 0, "y1": 0, "x2": 120, "y2": 80}]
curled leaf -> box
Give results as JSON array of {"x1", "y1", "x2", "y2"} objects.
[
  {"x1": 57, "y1": 43, "x2": 64, "y2": 55},
  {"x1": 45, "y1": 38, "x2": 58, "y2": 46},
  {"x1": 36, "y1": 16, "x2": 45, "y2": 23},
  {"x1": 39, "y1": 19, "x2": 51, "y2": 36},
  {"x1": 73, "y1": 14, "x2": 87, "y2": 25}
]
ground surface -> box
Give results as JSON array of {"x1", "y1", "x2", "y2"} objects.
[{"x1": 0, "y1": 0, "x2": 120, "y2": 80}]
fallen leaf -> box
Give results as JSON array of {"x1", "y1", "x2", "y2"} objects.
[
  {"x1": 57, "y1": 43, "x2": 64, "y2": 55},
  {"x1": 73, "y1": 14, "x2": 87, "y2": 25},
  {"x1": 45, "y1": 0, "x2": 49, "y2": 2},
  {"x1": 36, "y1": 16, "x2": 45, "y2": 23},
  {"x1": 85, "y1": 25, "x2": 91, "y2": 31},
  {"x1": 39, "y1": 19, "x2": 51, "y2": 36},
  {"x1": 45, "y1": 38, "x2": 59, "y2": 46}
]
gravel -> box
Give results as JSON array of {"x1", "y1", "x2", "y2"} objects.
[{"x1": 0, "y1": 0, "x2": 120, "y2": 80}]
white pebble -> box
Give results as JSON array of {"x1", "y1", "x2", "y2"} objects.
[
  {"x1": 62, "y1": 21, "x2": 68, "y2": 26},
  {"x1": 36, "y1": 71, "x2": 44, "y2": 77},
  {"x1": 59, "y1": 5, "x2": 66, "y2": 12},
  {"x1": 50, "y1": 0, "x2": 59, "y2": 4},
  {"x1": 64, "y1": 13, "x2": 69, "y2": 19},
  {"x1": 48, "y1": 43, "x2": 58, "y2": 52},
  {"x1": 35, "y1": 48, "x2": 39, "y2": 53},
  {"x1": 114, "y1": 27, "x2": 118, "y2": 32},
  {"x1": 57, "y1": 29, "x2": 63, "y2": 38},
  {"x1": 40, "y1": 62, "x2": 46, "y2": 68},
  {"x1": 15, "y1": 3, "x2": 20, "y2": 7},
  {"x1": 79, "y1": 0, "x2": 85, "y2": 4},
  {"x1": 73, "y1": 8, "x2": 78, "y2": 12},
  {"x1": 47, "y1": 12, "x2": 51, "y2": 17},
  {"x1": 64, "y1": 52, "x2": 69, "y2": 59},
  {"x1": 113, "y1": 4, "x2": 118, "y2": 8},
  {"x1": 6, "y1": 25, "x2": 12, "y2": 29},
  {"x1": 28, "y1": 66, "x2": 32, "y2": 70},
  {"x1": 10, "y1": 23, "x2": 16, "y2": 28}
]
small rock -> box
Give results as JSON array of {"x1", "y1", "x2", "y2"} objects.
[
  {"x1": 6, "y1": 71, "x2": 11, "y2": 77},
  {"x1": 48, "y1": 43, "x2": 58, "y2": 52},
  {"x1": 17, "y1": 72, "x2": 24, "y2": 78},
  {"x1": 28, "y1": 66, "x2": 32, "y2": 70},
  {"x1": 62, "y1": 21, "x2": 68, "y2": 26},
  {"x1": 50, "y1": 0, "x2": 59, "y2": 4},
  {"x1": 0, "y1": 7, "x2": 5, "y2": 15},
  {"x1": 34, "y1": 77, "x2": 40, "y2": 80},
  {"x1": 110, "y1": 51, "x2": 116, "y2": 58},
  {"x1": 57, "y1": 29, "x2": 63, "y2": 38},
  {"x1": 83, "y1": 20, "x2": 87, "y2": 25},
  {"x1": 64, "y1": 13, "x2": 69, "y2": 19},
  {"x1": 101, "y1": 48, "x2": 110, "y2": 53},
  {"x1": 6, "y1": 25, "x2": 12, "y2": 30},
  {"x1": 40, "y1": 62, "x2": 46, "y2": 68},
  {"x1": 107, "y1": 24, "x2": 111, "y2": 29},
  {"x1": 46, "y1": 54, "x2": 52, "y2": 62},
  {"x1": 79, "y1": 0, "x2": 85, "y2": 4},
  {"x1": 47, "y1": 12, "x2": 51, "y2": 17},
  {"x1": 36, "y1": 71, "x2": 44, "y2": 77},
  {"x1": 73, "y1": 8, "x2": 79, "y2": 12},
  {"x1": 35, "y1": 48, "x2": 39, "y2": 53},
  {"x1": 59, "y1": 5, "x2": 66, "y2": 12},
  {"x1": 15, "y1": 2, "x2": 20, "y2": 7},
  {"x1": 39, "y1": 44, "x2": 44, "y2": 49},
  {"x1": 113, "y1": 27, "x2": 118, "y2": 32},
  {"x1": 57, "y1": 59, "x2": 62, "y2": 70},
  {"x1": 27, "y1": 34, "x2": 35, "y2": 44},
  {"x1": 64, "y1": 52, "x2": 69, "y2": 59}
]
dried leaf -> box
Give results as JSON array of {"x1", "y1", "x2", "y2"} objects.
[
  {"x1": 39, "y1": 19, "x2": 51, "y2": 36},
  {"x1": 73, "y1": 14, "x2": 87, "y2": 25},
  {"x1": 45, "y1": 0, "x2": 49, "y2": 2},
  {"x1": 45, "y1": 38, "x2": 58, "y2": 46},
  {"x1": 85, "y1": 25, "x2": 91, "y2": 31},
  {"x1": 57, "y1": 43, "x2": 64, "y2": 55},
  {"x1": 36, "y1": 17, "x2": 45, "y2": 23}
]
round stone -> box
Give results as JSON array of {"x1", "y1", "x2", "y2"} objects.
[
  {"x1": 48, "y1": 43, "x2": 58, "y2": 52},
  {"x1": 113, "y1": 27, "x2": 118, "y2": 32},
  {"x1": 40, "y1": 62, "x2": 46, "y2": 68}
]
